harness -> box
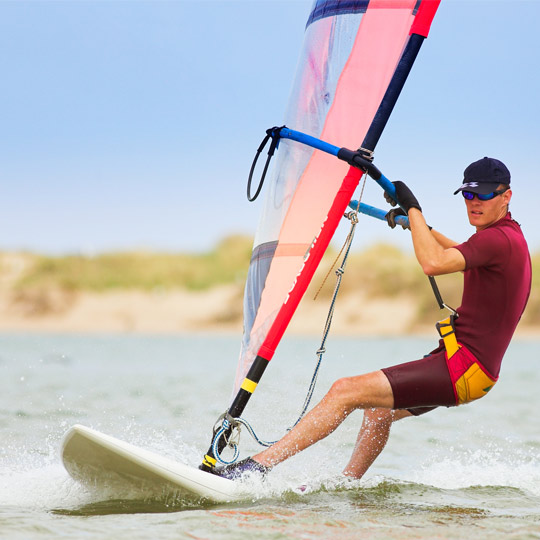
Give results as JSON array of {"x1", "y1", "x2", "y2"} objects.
[
  {"x1": 436, "y1": 313, "x2": 460, "y2": 359},
  {"x1": 429, "y1": 275, "x2": 497, "y2": 404},
  {"x1": 428, "y1": 275, "x2": 461, "y2": 358}
]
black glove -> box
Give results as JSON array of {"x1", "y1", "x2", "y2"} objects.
[
  {"x1": 385, "y1": 208, "x2": 410, "y2": 230},
  {"x1": 384, "y1": 190, "x2": 397, "y2": 207},
  {"x1": 383, "y1": 181, "x2": 421, "y2": 214}
]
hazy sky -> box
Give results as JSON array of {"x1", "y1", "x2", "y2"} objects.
[{"x1": 1, "y1": 0, "x2": 539, "y2": 255}]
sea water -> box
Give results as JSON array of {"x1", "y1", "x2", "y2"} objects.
[{"x1": 0, "y1": 332, "x2": 539, "y2": 539}]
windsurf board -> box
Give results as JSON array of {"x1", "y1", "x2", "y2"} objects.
[{"x1": 61, "y1": 424, "x2": 243, "y2": 503}]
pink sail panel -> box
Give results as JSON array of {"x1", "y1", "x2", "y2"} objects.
[{"x1": 234, "y1": 1, "x2": 436, "y2": 394}]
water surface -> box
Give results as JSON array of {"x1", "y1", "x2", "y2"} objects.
[{"x1": 1, "y1": 333, "x2": 539, "y2": 538}]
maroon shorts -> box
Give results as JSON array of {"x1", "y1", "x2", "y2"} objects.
[{"x1": 381, "y1": 348, "x2": 456, "y2": 416}]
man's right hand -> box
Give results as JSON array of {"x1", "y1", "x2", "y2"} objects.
[{"x1": 384, "y1": 181, "x2": 422, "y2": 214}]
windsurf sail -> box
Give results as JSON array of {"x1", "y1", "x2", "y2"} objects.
[{"x1": 201, "y1": 0, "x2": 440, "y2": 471}]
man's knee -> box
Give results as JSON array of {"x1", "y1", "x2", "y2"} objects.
[
  {"x1": 326, "y1": 373, "x2": 378, "y2": 411},
  {"x1": 326, "y1": 371, "x2": 394, "y2": 411},
  {"x1": 326, "y1": 376, "x2": 347, "y2": 400},
  {"x1": 325, "y1": 376, "x2": 360, "y2": 413},
  {"x1": 328, "y1": 376, "x2": 351, "y2": 397}
]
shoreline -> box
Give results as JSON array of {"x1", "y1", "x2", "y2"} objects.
[
  {"x1": 1, "y1": 285, "x2": 538, "y2": 338},
  {"x1": 1, "y1": 327, "x2": 538, "y2": 339}
]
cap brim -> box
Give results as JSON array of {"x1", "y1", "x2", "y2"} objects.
[{"x1": 454, "y1": 182, "x2": 502, "y2": 195}]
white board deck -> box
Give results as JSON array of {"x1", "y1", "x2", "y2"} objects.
[{"x1": 61, "y1": 424, "x2": 243, "y2": 503}]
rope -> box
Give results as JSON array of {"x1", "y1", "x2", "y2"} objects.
[
  {"x1": 287, "y1": 189, "x2": 364, "y2": 429},
  {"x1": 211, "y1": 414, "x2": 241, "y2": 465},
  {"x1": 211, "y1": 413, "x2": 278, "y2": 465},
  {"x1": 286, "y1": 172, "x2": 367, "y2": 428},
  {"x1": 313, "y1": 238, "x2": 348, "y2": 301},
  {"x1": 211, "y1": 173, "x2": 368, "y2": 463}
]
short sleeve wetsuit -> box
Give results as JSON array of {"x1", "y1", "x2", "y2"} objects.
[{"x1": 381, "y1": 213, "x2": 531, "y2": 414}]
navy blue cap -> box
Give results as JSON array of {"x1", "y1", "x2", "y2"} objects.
[{"x1": 454, "y1": 157, "x2": 511, "y2": 195}]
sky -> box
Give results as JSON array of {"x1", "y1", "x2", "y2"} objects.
[{"x1": 1, "y1": 0, "x2": 539, "y2": 255}]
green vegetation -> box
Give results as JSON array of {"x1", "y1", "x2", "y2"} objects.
[
  {"x1": 7, "y1": 237, "x2": 540, "y2": 326},
  {"x1": 14, "y1": 235, "x2": 253, "y2": 292}
]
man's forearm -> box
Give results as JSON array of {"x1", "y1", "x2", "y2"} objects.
[
  {"x1": 430, "y1": 228, "x2": 459, "y2": 249},
  {"x1": 408, "y1": 209, "x2": 465, "y2": 276}
]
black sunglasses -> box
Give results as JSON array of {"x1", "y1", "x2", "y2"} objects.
[{"x1": 461, "y1": 187, "x2": 509, "y2": 201}]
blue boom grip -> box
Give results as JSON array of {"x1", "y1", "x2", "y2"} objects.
[
  {"x1": 279, "y1": 128, "x2": 401, "y2": 205},
  {"x1": 279, "y1": 128, "x2": 341, "y2": 157},
  {"x1": 373, "y1": 173, "x2": 397, "y2": 203},
  {"x1": 277, "y1": 127, "x2": 408, "y2": 219},
  {"x1": 349, "y1": 200, "x2": 409, "y2": 228}
]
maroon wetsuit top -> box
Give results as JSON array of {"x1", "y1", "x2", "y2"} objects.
[
  {"x1": 453, "y1": 212, "x2": 531, "y2": 378},
  {"x1": 382, "y1": 212, "x2": 531, "y2": 413}
]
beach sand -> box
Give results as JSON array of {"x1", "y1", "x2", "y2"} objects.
[
  {"x1": 0, "y1": 283, "x2": 424, "y2": 336},
  {"x1": 0, "y1": 252, "x2": 536, "y2": 337}
]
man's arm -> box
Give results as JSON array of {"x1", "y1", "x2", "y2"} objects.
[
  {"x1": 386, "y1": 208, "x2": 458, "y2": 249},
  {"x1": 429, "y1": 228, "x2": 459, "y2": 250},
  {"x1": 408, "y1": 208, "x2": 465, "y2": 276}
]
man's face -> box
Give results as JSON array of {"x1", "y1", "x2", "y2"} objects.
[{"x1": 464, "y1": 186, "x2": 512, "y2": 230}]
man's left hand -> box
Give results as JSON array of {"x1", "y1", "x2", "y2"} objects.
[{"x1": 385, "y1": 208, "x2": 410, "y2": 230}]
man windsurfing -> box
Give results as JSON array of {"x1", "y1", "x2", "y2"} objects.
[{"x1": 214, "y1": 156, "x2": 532, "y2": 480}]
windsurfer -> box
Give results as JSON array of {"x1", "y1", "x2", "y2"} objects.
[{"x1": 215, "y1": 157, "x2": 531, "y2": 481}]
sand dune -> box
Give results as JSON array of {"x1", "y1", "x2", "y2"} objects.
[{"x1": 0, "y1": 252, "x2": 536, "y2": 337}]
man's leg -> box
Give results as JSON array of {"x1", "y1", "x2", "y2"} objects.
[
  {"x1": 252, "y1": 370, "x2": 394, "y2": 468},
  {"x1": 342, "y1": 408, "x2": 412, "y2": 479}
]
